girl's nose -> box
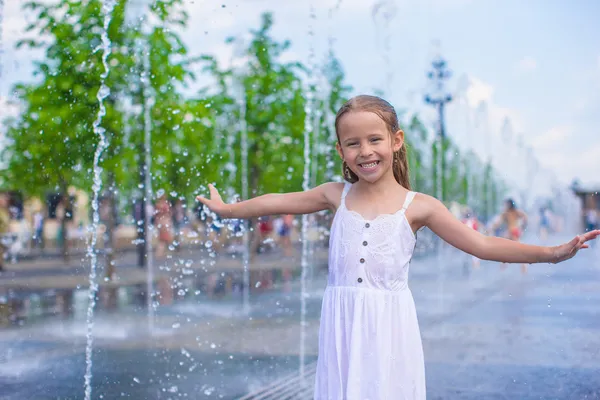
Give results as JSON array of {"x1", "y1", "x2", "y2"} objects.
[{"x1": 360, "y1": 145, "x2": 374, "y2": 157}]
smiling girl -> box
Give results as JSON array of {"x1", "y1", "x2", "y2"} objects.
[{"x1": 196, "y1": 94, "x2": 599, "y2": 400}]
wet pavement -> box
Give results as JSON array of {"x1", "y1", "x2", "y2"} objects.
[{"x1": 0, "y1": 234, "x2": 599, "y2": 399}]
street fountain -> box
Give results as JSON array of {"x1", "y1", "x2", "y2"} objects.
[
  {"x1": 235, "y1": 52, "x2": 252, "y2": 315},
  {"x1": 475, "y1": 101, "x2": 494, "y2": 220},
  {"x1": 300, "y1": 3, "x2": 317, "y2": 382},
  {"x1": 84, "y1": 1, "x2": 117, "y2": 399},
  {"x1": 0, "y1": 0, "x2": 4, "y2": 92},
  {"x1": 371, "y1": 0, "x2": 398, "y2": 94},
  {"x1": 140, "y1": 17, "x2": 156, "y2": 333},
  {"x1": 500, "y1": 116, "x2": 518, "y2": 200}
]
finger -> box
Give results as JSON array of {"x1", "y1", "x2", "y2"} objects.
[
  {"x1": 582, "y1": 230, "x2": 600, "y2": 241},
  {"x1": 195, "y1": 196, "x2": 207, "y2": 203},
  {"x1": 584, "y1": 229, "x2": 599, "y2": 236},
  {"x1": 567, "y1": 236, "x2": 580, "y2": 248},
  {"x1": 581, "y1": 244, "x2": 589, "y2": 249}
]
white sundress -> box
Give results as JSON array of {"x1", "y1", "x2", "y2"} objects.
[{"x1": 314, "y1": 183, "x2": 425, "y2": 400}]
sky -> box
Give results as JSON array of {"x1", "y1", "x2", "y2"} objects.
[{"x1": 1, "y1": 0, "x2": 599, "y2": 192}]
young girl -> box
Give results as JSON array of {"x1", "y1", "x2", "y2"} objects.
[{"x1": 196, "y1": 95, "x2": 599, "y2": 400}]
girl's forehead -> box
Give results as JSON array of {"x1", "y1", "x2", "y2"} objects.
[{"x1": 337, "y1": 111, "x2": 387, "y2": 136}]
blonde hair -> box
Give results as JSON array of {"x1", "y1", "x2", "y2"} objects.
[{"x1": 335, "y1": 95, "x2": 411, "y2": 190}]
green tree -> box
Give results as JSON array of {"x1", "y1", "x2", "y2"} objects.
[
  {"x1": 311, "y1": 50, "x2": 353, "y2": 186},
  {"x1": 201, "y1": 13, "x2": 308, "y2": 198},
  {"x1": 1, "y1": 0, "x2": 203, "y2": 267},
  {"x1": 404, "y1": 114, "x2": 429, "y2": 193},
  {"x1": 1, "y1": 0, "x2": 119, "y2": 260}
]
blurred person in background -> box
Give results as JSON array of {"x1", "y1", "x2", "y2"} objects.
[
  {"x1": 539, "y1": 206, "x2": 552, "y2": 241},
  {"x1": 494, "y1": 198, "x2": 529, "y2": 273},
  {"x1": 0, "y1": 195, "x2": 10, "y2": 271},
  {"x1": 278, "y1": 214, "x2": 295, "y2": 257},
  {"x1": 250, "y1": 216, "x2": 273, "y2": 260},
  {"x1": 154, "y1": 194, "x2": 173, "y2": 259},
  {"x1": 172, "y1": 198, "x2": 187, "y2": 251},
  {"x1": 584, "y1": 207, "x2": 597, "y2": 247},
  {"x1": 462, "y1": 208, "x2": 481, "y2": 269}
]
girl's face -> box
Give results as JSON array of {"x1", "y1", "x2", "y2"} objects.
[{"x1": 336, "y1": 111, "x2": 403, "y2": 184}]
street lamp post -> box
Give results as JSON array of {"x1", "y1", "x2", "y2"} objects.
[{"x1": 424, "y1": 52, "x2": 453, "y2": 202}]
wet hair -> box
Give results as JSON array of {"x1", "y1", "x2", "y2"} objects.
[
  {"x1": 505, "y1": 198, "x2": 516, "y2": 210},
  {"x1": 335, "y1": 95, "x2": 411, "y2": 190}
]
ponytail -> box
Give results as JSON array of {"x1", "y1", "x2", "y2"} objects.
[{"x1": 393, "y1": 145, "x2": 411, "y2": 190}]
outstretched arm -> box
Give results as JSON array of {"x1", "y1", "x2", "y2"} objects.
[
  {"x1": 196, "y1": 182, "x2": 340, "y2": 219},
  {"x1": 418, "y1": 195, "x2": 599, "y2": 264}
]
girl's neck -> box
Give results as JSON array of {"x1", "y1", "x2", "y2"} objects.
[{"x1": 353, "y1": 171, "x2": 402, "y2": 197}]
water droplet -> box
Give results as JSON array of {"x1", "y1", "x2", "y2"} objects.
[{"x1": 168, "y1": 386, "x2": 178, "y2": 393}]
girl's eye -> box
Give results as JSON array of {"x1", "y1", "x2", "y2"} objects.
[
  {"x1": 371, "y1": 138, "x2": 382, "y2": 142},
  {"x1": 348, "y1": 143, "x2": 358, "y2": 147}
]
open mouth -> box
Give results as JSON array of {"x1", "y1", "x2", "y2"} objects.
[{"x1": 359, "y1": 161, "x2": 380, "y2": 170}]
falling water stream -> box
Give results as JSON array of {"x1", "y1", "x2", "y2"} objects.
[
  {"x1": 140, "y1": 19, "x2": 156, "y2": 333},
  {"x1": 84, "y1": 0, "x2": 117, "y2": 399},
  {"x1": 371, "y1": 0, "x2": 397, "y2": 94},
  {"x1": 476, "y1": 101, "x2": 493, "y2": 219},
  {"x1": 299, "y1": 4, "x2": 317, "y2": 381},
  {"x1": 0, "y1": 0, "x2": 4, "y2": 87},
  {"x1": 239, "y1": 75, "x2": 251, "y2": 314}
]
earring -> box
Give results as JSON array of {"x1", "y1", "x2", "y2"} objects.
[{"x1": 344, "y1": 164, "x2": 351, "y2": 180}]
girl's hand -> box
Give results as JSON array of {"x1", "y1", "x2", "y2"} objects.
[
  {"x1": 196, "y1": 184, "x2": 226, "y2": 215},
  {"x1": 550, "y1": 230, "x2": 600, "y2": 264}
]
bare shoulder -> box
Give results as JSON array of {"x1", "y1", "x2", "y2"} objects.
[
  {"x1": 317, "y1": 182, "x2": 345, "y2": 212},
  {"x1": 518, "y1": 209, "x2": 528, "y2": 218},
  {"x1": 405, "y1": 192, "x2": 444, "y2": 229}
]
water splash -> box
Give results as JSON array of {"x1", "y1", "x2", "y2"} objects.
[
  {"x1": 475, "y1": 101, "x2": 493, "y2": 219},
  {"x1": 238, "y1": 75, "x2": 250, "y2": 314},
  {"x1": 84, "y1": 0, "x2": 117, "y2": 399},
  {"x1": 372, "y1": 0, "x2": 397, "y2": 94},
  {"x1": 0, "y1": 0, "x2": 4, "y2": 86},
  {"x1": 324, "y1": 0, "x2": 342, "y2": 184},
  {"x1": 140, "y1": 23, "x2": 155, "y2": 333},
  {"x1": 300, "y1": 3, "x2": 317, "y2": 382}
]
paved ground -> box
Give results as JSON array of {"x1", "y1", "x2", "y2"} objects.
[{"x1": 0, "y1": 233, "x2": 599, "y2": 399}]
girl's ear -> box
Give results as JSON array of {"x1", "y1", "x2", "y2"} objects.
[
  {"x1": 336, "y1": 142, "x2": 344, "y2": 160},
  {"x1": 393, "y1": 129, "x2": 405, "y2": 152}
]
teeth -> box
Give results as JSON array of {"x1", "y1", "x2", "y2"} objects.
[{"x1": 361, "y1": 162, "x2": 378, "y2": 168}]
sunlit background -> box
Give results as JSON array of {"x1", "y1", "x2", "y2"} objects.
[{"x1": 0, "y1": 0, "x2": 599, "y2": 399}]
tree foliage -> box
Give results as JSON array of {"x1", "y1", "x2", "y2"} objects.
[{"x1": 1, "y1": 5, "x2": 507, "y2": 227}]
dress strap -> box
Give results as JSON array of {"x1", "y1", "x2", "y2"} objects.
[
  {"x1": 340, "y1": 182, "x2": 352, "y2": 207},
  {"x1": 400, "y1": 191, "x2": 416, "y2": 213}
]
